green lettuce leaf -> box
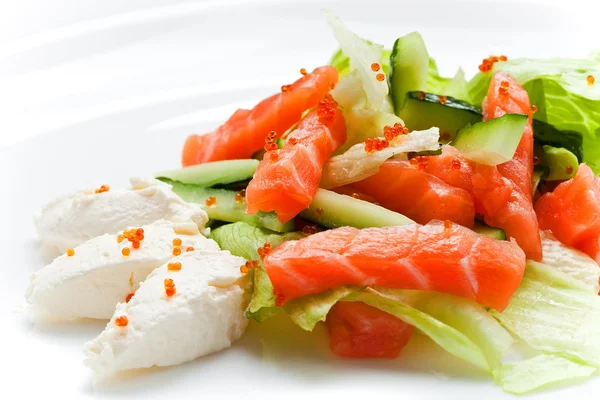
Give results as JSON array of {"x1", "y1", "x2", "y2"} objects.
[
  {"x1": 540, "y1": 232, "x2": 600, "y2": 293},
  {"x1": 209, "y1": 222, "x2": 302, "y2": 322},
  {"x1": 346, "y1": 289, "x2": 491, "y2": 371},
  {"x1": 491, "y1": 261, "x2": 600, "y2": 367},
  {"x1": 426, "y1": 58, "x2": 472, "y2": 103},
  {"x1": 493, "y1": 355, "x2": 596, "y2": 395},
  {"x1": 467, "y1": 55, "x2": 600, "y2": 172},
  {"x1": 285, "y1": 286, "x2": 358, "y2": 331}
]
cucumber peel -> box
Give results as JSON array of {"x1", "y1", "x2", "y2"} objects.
[{"x1": 155, "y1": 159, "x2": 259, "y2": 187}]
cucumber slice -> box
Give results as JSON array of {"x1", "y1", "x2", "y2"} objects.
[
  {"x1": 533, "y1": 119, "x2": 583, "y2": 163},
  {"x1": 155, "y1": 159, "x2": 259, "y2": 187},
  {"x1": 473, "y1": 221, "x2": 506, "y2": 240},
  {"x1": 541, "y1": 145, "x2": 579, "y2": 181},
  {"x1": 389, "y1": 32, "x2": 430, "y2": 113},
  {"x1": 159, "y1": 178, "x2": 294, "y2": 233},
  {"x1": 400, "y1": 92, "x2": 481, "y2": 142},
  {"x1": 299, "y1": 189, "x2": 414, "y2": 229},
  {"x1": 452, "y1": 114, "x2": 528, "y2": 166}
]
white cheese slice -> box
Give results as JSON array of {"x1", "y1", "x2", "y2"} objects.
[
  {"x1": 25, "y1": 220, "x2": 219, "y2": 320},
  {"x1": 34, "y1": 177, "x2": 208, "y2": 253},
  {"x1": 84, "y1": 250, "x2": 249, "y2": 377}
]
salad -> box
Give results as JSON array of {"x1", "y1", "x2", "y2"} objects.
[{"x1": 25, "y1": 11, "x2": 600, "y2": 395}]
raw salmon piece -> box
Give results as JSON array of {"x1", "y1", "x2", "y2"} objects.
[
  {"x1": 182, "y1": 66, "x2": 338, "y2": 166},
  {"x1": 473, "y1": 164, "x2": 542, "y2": 260},
  {"x1": 483, "y1": 71, "x2": 534, "y2": 200},
  {"x1": 265, "y1": 220, "x2": 526, "y2": 311},
  {"x1": 422, "y1": 145, "x2": 475, "y2": 194},
  {"x1": 536, "y1": 163, "x2": 600, "y2": 262},
  {"x1": 245, "y1": 95, "x2": 346, "y2": 222},
  {"x1": 326, "y1": 301, "x2": 414, "y2": 358},
  {"x1": 350, "y1": 160, "x2": 475, "y2": 227}
]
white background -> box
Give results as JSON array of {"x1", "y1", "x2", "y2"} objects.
[{"x1": 1, "y1": 0, "x2": 598, "y2": 399}]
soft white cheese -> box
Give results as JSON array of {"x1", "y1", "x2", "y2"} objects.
[
  {"x1": 25, "y1": 220, "x2": 220, "y2": 320},
  {"x1": 84, "y1": 250, "x2": 249, "y2": 377},
  {"x1": 34, "y1": 177, "x2": 208, "y2": 253}
]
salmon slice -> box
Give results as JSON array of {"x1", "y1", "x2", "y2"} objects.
[
  {"x1": 350, "y1": 160, "x2": 475, "y2": 227},
  {"x1": 483, "y1": 71, "x2": 534, "y2": 201},
  {"x1": 326, "y1": 301, "x2": 414, "y2": 358},
  {"x1": 422, "y1": 145, "x2": 475, "y2": 194},
  {"x1": 536, "y1": 164, "x2": 600, "y2": 262},
  {"x1": 472, "y1": 164, "x2": 542, "y2": 260},
  {"x1": 245, "y1": 95, "x2": 347, "y2": 222},
  {"x1": 181, "y1": 66, "x2": 338, "y2": 166},
  {"x1": 264, "y1": 221, "x2": 526, "y2": 311}
]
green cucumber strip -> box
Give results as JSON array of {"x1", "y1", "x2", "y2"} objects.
[
  {"x1": 155, "y1": 159, "x2": 259, "y2": 187},
  {"x1": 158, "y1": 178, "x2": 293, "y2": 232},
  {"x1": 299, "y1": 188, "x2": 414, "y2": 229},
  {"x1": 453, "y1": 114, "x2": 527, "y2": 165}
]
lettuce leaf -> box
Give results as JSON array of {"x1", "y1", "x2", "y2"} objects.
[
  {"x1": 324, "y1": 10, "x2": 389, "y2": 111},
  {"x1": 209, "y1": 222, "x2": 302, "y2": 321},
  {"x1": 285, "y1": 286, "x2": 358, "y2": 331},
  {"x1": 540, "y1": 232, "x2": 600, "y2": 293},
  {"x1": 467, "y1": 55, "x2": 600, "y2": 173},
  {"x1": 491, "y1": 261, "x2": 600, "y2": 367},
  {"x1": 426, "y1": 58, "x2": 472, "y2": 103},
  {"x1": 320, "y1": 126, "x2": 440, "y2": 188},
  {"x1": 493, "y1": 355, "x2": 596, "y2": 395}
]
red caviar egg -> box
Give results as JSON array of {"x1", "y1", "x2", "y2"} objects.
[
  {"x1": 122, "y1": 247, "x2": 130, "y2": 256},
  {"x1": 66, "y1": 248, "x2": 75, "y2": 257},
  {"x1": 186, "y1": 246, "x2": 194, "y2": 252},
  {"x1": 115, "y1": 315, "x2": 128, "y2": 327},
  {"x1": 300, "y1": 68, "x2": 307, "y2": 75},
  {"x1": 172, "y1": 238, "x2": 182, "y2": 246},
  {"x1": 205, "y1": 196, "x2": 216, "y2": 207},
  {"x1": 125, "y1": 293, "x2": 134, "y2": 303},
  {"x1": 370, "y1": 63, "x2": 380, "y2": 72},
  {"x1": 173, "y1": 247, "x2": 182, "y2": 256},
  {"x1": 588, "y1": 75, "x2": 595, "y2": 85},
  {"x1": 375, "y1": 73, "x2": 385, "y2": 82},
  {"x1": 168, "y1": 262, "x2": 182, "y2": 271}
]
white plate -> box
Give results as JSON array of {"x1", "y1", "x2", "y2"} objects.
[{"x1": 1, "y1": 0, "x2": 598, "y2": 398}]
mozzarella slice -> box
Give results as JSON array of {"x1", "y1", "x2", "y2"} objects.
[
  {"x1": 26, "y1": 220, "x2": 219, "y2": 320},
  {"x1": 84, "y1": 250, "x2": 249, "y2": 377},
  {"x1": 34, "y1": 177, "x2": 208, "y2": 253}
]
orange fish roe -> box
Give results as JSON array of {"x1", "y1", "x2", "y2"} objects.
[
  {"x1": 533, "y1": 156, "x2": 541, "y2": 166},
  {"x1": 125, "y1": 293, "x2": 134, "y2": 303},
  {"x1": 287, "y1": 137, "x2": 298, "y2": 146},
  {"x1": 122, "y1": 247, "x2": 131, "y2": 256},
  {"x1": 164, "y1": 278, "x2": 176, "y2": 297},
  {"x1": 383, "y1": 122, "x2": 408, "y2": 141},
  {"x1": 173, "y1": 247, "x2": 182, "y2": 256},
  {"x1": 235, "y1": 189, "x2": 246, "y2": 203},
  {"x1": 499, "y1": 80, "x2": 510, "y2": 97},
  {"x1": 439, "y1": 95, "x2": 447, "y2": 105},
  {"x1": 121, "y1": 228, "x2": 145, "y2": 244},
  {"x1": 478, "y1": 55, "x2": 508, "y2": 72},
  {"x1": 351, "y1": 193, "x2": 360, "y2": 199},
  {"x1": 531, "y1": 104, "x2": 538, "y2": 113},
  {"x1": 117, "y1": 235, "x2": 124, "y2": 243},
  {"x1": 364, "y1": 137, "x2": 389, "y2": 153},
  {"x1": 95, "y1": 184, "x2": 110, "y2": 194},
  {"x1": 172, "y1": 238, "x2": 182, "y2": 246},
  {"x1": 329, "y1": 82, "x2": 336, "y2": 90},
  {"x1": 302, "y1": 225, "x2": 317, "y2": 235},
  {"x1": 300, "y1": 68, "x2": 307, "y2": 75},
  {"x1": 316, "y1": 208, "x2": 325, "y2": 216},
  {"x1": 452, "y1": 158, "x2": 461, "y2": 170},
  {"x1": 281, "y1": 84, "x2": 292, "y2": 92},
  {"x1": 186, "y1": 246, "x2": 195, "y2": 252},
  {"x1": 444, "y1": 220, "x2": 453, "y2": 233},
  {"x1": 66, "y1": 248, "x2": 75, "y2": 257},
  {"x1": 257, "y1": 242, "x2": 273, "y2": 260},
  {"x1": 205, "y1": 196, "x2": 216, "y2": 207},
  {"x1": 240, "y1": 259, "x2": 260, "y2": 274},
  {"x1": 168, "y1": 261, "x2": 182, "y2": 271},
  {"x1": 132, "y1": 240, "x2": 140, "y2": 249},
  {"x1": 410, "y1": 156, "x2": 429, "y2": 170},
  {"x1": 317, "y1": 94, "x2": 338, "y2": 123},
  {"x1": 371, "y1": 63, "x2": 381, "y2": 72},
  {"x1": 588, "y1": 75, "x2": 595, "y2": 86},
  {"x1": 376, "y1": 73, "x2": 385, "y2": 82},
  {"x1": 264, "y1": 130, "x2": 278, "y2": 152},
  {"x1": 115, "y1": 315, "x2": 128, "y2": 327},
  {"x1": 566, "y1": 165, "x2": 574, "y2": 175},
  {"x1": 417, "y1": 91, "x2": 426, "y2": 100},
  {"x1": 269, "y1": 151, "x2": 279, "y2": 162}
]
